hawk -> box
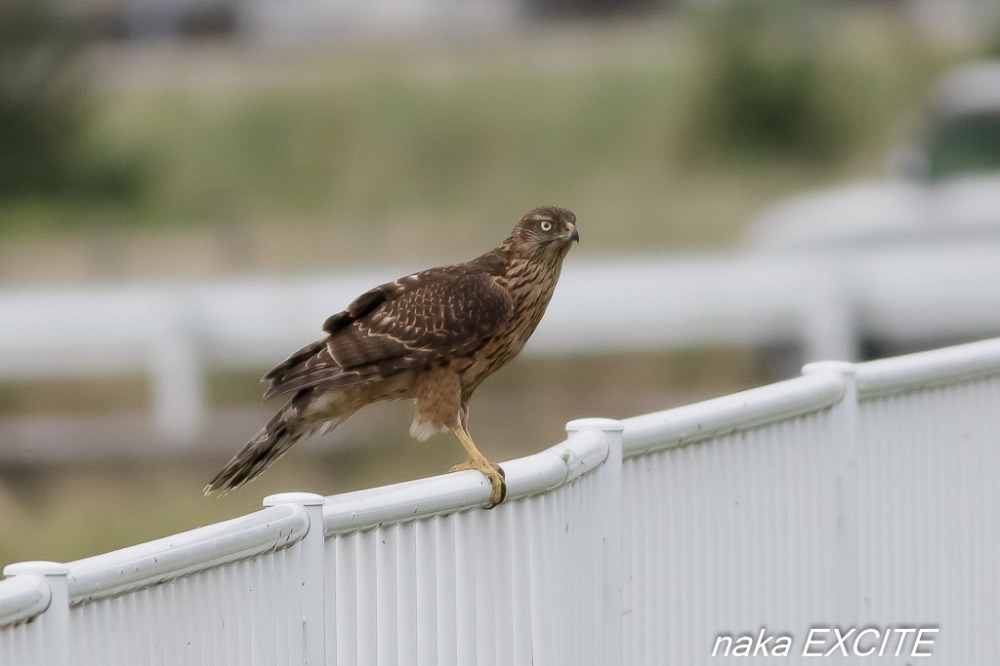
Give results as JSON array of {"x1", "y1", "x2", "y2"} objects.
[{"x1": 205, "y1": 206, "x2": 578, "y2": 507}]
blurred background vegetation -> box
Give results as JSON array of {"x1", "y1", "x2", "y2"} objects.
[{"x1": 0, "y1": 0, "x2": 996, "y2": 565}]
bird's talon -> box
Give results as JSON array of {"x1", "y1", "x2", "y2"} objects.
[
  {"x1": 484, "y1": 463, "x2": 507, "y2": 508},
  {"x1": 450, "y1": 460, "x2": 507, "y2": 508},
  {"x1": 492, "y1": 473, "x2": 507, "y2": 508}
]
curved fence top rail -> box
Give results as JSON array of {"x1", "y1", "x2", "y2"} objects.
[
  {"x1": 620, "y1": 371, "x2": 846, "y2": 457},
  {"x1": 0, "y1": 574, "x2": 50, "y2": 629},
  {"x1": 66, "y1": 502, "x2": 308, "y2": 605},
  {"x1": 856, "y1": 337, "x2": 1000, "y2": 399},
  {"x1": 322, "y1": 427, "x2": 609, "y2": 535}
]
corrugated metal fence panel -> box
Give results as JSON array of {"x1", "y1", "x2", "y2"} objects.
[
  {"x1": 68, "y1": 548, "x2": 306, "y2": 666},
  {"x1": 321, "y1": 428, "x2": 612, "y2": 666},
  {"x1": 855, "y1": 339, "x2": 1000, "y2": 664},
  {"x1": 65, "y1": 503, "x2": 310, "y2": 666},
  {"x1": 620, "y1": 373, "x2": 847, "y2": 665},
  {"x1": 0, "y1": 574, "x2": 51, "y2": 666}
]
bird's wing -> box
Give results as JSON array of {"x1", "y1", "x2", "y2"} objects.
[{"x1": 263, "y1": 265, "x2": 512, "y2": 398}]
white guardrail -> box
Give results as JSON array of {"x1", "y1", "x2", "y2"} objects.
[
  {"x1": 3, "y1": 244, "x2": 1000, "y2": 444},
  {"x1": 2, "y1": 336, "x2": 1000, "y2": 664}
]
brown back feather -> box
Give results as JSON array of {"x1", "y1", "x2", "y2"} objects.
[{"x1": 263, "y1": 262, "x2": 513, "y2": 398}]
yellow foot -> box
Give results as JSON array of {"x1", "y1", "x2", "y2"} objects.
[{"x1": 450, "y1": 458, "x2": 507, "y2": 508}]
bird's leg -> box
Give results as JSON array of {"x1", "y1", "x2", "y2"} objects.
[{"x1": 449, "y1": 426, "x2": 507, "y2": 508}]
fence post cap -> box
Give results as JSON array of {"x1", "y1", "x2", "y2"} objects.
[
  {"x1": 263, "y1": 492, "x2": 327, "y2": 507},
  {"x1": 4, "y1": 561, "x2": 70, "y2": 577},
  {"x1": 565, "y1": 417, "x2": 625, "y2": 433},
  {"x1": 802, "y1": 360, "x2": 857, "y2": 376}
]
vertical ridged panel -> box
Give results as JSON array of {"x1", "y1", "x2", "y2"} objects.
[
  {"x1": 0, "y1": 618, "x2": 47, "y2": 666},
  {"x1": 66, "y1": 544, "x2": 305, "y2": 666},
  {"x1": 0, "y1": 613, "x2": 48, "y2": 666},
  {"x1": 323, "y1": 470, "x2": 605, "y2": 666},
  {"x1": 857, "y1": 374, "x2": 1000, "y2": 663},
  {"x1": 622, "y1": 407, "x2": 840, "y2": 664},
  {"x1": 0, "y1": 575, "x2": 51, "y2": 666}
]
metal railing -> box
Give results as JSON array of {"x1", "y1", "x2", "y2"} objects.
[{"x1": 3, "y1": 336, "x2": 1000, "y2": 664}]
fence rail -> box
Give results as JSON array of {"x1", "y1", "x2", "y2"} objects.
[
  {"x1": 4, "y1": 245, "x2": 1000, "y2": 445},
  {"x1": 0, "y1": 574, "x2": 49, "y2": 628},
  {"x1": 3, "y1": 336, "x2": 1000, "y2": 664}
]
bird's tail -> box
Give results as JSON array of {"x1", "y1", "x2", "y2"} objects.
[{"x1": 204, "y1": 395, "x2": 315, "y2": 495}]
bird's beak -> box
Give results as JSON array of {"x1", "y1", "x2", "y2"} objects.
[{"x1": 568, "y1": 224, "x2": 580, "y2": 244}]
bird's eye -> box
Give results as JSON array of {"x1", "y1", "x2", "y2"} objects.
[{"x1": 540, "y1": 220, "x2": 553, "y2": 232}]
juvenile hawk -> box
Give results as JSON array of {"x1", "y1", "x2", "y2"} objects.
[{"x1": 205, "y1": 206, "x2": 579, "y2": 507}]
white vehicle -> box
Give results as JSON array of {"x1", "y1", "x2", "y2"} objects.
[{"x1": 746, "y1": 61, "x2": 1000, "y2": 251}]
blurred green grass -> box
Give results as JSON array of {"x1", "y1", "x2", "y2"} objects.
[{"x1": 0, "y1": 8, "x2": 975, "y2": 270}]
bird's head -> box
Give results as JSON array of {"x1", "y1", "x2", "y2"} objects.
[{"x1": 503, "y1": 205, "x2": 579, "y2": 259}]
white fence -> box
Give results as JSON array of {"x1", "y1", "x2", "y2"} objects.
[
  {"x1": 3, "y1": 336, "x2": 1000, "y2": 664},
  {"x1": 4, "y1": 245, "x2": 1000, "y2": 445}
]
